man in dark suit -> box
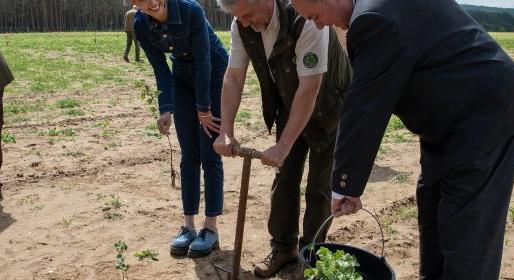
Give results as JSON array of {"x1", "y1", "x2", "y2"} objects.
[{"x1": 291, "y1": 0, "x2": 514, "y2": 279}]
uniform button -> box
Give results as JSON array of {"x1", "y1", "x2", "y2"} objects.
[
  {"x1": 303, "y1": 132, "x2": 308, "y2": 137},
  {"x1": 280, "y1": 92, "x2": 285, "y2": 97},
  {"x1": 169, "y1": 46, "x2": 174, "y2": 51},
  {"x1": 183, "y1": 52, "x2": 188, "y2": 55},
  {"x1": 285, "y1": 68, "x2": 290, "y2": 73},
  {"x1": 315, "y1": 148, "x2": 321, "y2": 153},
  {"x1": 317, "y1": 112, "x2": 323, "y2": 117},
  {"x1": 339, "y1": 181, "x2": 346, "y2": 188},
  {"x1": 341, "y1": 174, "x2": 348, "y2": 180},
  {"x1": 163, "y1": 34, "x2": 168, "y2": 38},
  {"x1": 250, "y1": 40, "x2": 255, "y2": 44}
]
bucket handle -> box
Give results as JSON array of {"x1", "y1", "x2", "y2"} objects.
[{"x1": 308, "y1": 208, "x2": 385, "y2": 262}]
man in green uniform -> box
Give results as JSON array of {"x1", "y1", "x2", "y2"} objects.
[
  {"x1": 214, "y1": 0, "x2": 352, "y2": 277},
  {"x1": 0, "y1": 51, "x2": 14, "y2": 201},
  {"x1": 123, "y1": 5, "x2": 141, "y2": 63}
]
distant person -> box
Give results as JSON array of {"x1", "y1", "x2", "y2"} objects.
[
  {"x1": 290, "y1": 0, "x2": 514, "y2": 279},
  {"x1": 0, "y1": 51, "x2": 13, "y2": 202},
  {"x1": 131, "y1": 0, "x2": 229, "y2": 258},
  {"x1": 123, "y1": 5, "x2": 141, "y2": 63}
]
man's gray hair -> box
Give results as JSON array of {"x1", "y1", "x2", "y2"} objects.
[{"x1": 217, "y1": 0, "x2": 262, "y2": 13}]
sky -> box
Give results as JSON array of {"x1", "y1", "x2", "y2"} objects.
[{"x1": 456, "y1": 0, "x2": 514, "y2": 8}]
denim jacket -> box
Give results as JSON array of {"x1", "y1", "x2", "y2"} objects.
[{"x1": 134, "y1": 0, "x2": 226, "y2": 113}]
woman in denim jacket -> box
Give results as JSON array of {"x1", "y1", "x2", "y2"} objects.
[{"x1": 131, "y1": 0, "x2": 228, "y2": 258}]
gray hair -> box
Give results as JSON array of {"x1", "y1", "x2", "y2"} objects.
[{"x1": 217, "y1": 0, "x2": 262, "y2": 13}]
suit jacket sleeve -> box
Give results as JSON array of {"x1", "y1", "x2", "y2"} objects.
[{"x1": 332, "y1": 13, "x2": 414, "y2": 197}]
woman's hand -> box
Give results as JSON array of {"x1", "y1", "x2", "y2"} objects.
[
  {"x1": 157, "y1": 112, "x2": 172, "y2": 135},
  {"x1": 198, "y1": 111, "x2": 221, "y2": 138}
]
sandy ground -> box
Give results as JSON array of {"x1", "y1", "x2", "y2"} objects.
[{"x1": 0, "y1": 69, "x2": 513, "y2": 280}]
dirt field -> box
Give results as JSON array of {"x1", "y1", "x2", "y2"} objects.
[{"x1": 0, "y1": 32, "x2": 513, "y2": 280}]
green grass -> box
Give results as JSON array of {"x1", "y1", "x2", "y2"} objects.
[
  {"x1": 55, "y1": 98, "x2": 80, "y2": 109},
  {"x1": 1, "y1": 131, "x2": 17, "y2": 143},
  {"x1": 235, "y1": 110, "x2": 252, "y2": 123},
  {"x1": 491, "y1": 32, "x2": 514, "y2": 54},
  {"x1": 66, "y1": 108, "x2": 85, "y2": 116},
  {"x1": 40, "y1": 128, "x2": 76, "y2": 137}
]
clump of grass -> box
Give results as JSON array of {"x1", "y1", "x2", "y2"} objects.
[
  {"x1": 392, "y1": 172, "x2": 411, "y2": 184},
  {"x1": 60, "y1": 216, "x2": 73, "y2": 229},
  {"x1": 235, "y1": 110, "x2": 251, "y2": 123},
  {"x1": 133, "y1": 249, "x2": 159, "y2": 262},
  {"x1": 104, "y1": 194, "x2": 123, "y2": 220},
  {"x1": 66, "y1": 108, "x2": 85, "y2": 116},
  {"x1": 104, "y1": 142, "x2": 121, "y2": 150},
  {"x1": 1, "y1": 131, "x2": 16, "y2": 143},
  {"x1": 55, "y1": 98, "x2": 80, "y2": 109}
]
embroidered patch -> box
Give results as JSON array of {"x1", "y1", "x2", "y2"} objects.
[{"x1": 303, "y1": 52, "x2": 318, "y2": 68}]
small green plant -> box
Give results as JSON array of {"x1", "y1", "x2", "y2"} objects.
[
  {"x1": 1, "y1": 131, "x2": 16, "y2": 143},
  {"x1": 133, "y1": 249, "x2": 159, "y2": 262},
  {"x1": 104, "y1": 142, "x2": 121, "y2": 150},
  {"x1": 105, "y1": 194, "x2": 123, "y2": 209},
  {"x1": 60, "y1": 217, "x2": 73, "y2": 229},
  {"x1": 235, "y1": 110, "x2": 251, "y2": 123},
  {"x1": 136, "y1": 79, "x2": 177, "y2": 188},
  {"x1": 304, "y1": 247, "x2": 362, "y2": 280},
  {"x1": 114, "y1": 241, "x2": 130, "y2": 280},
  {"x1": 66, "y1": 108, "x2": 85, "y2": 116},
  {"x1": 61, "y1": 151, "x2": 84, "y2": 158},
  {"x1": 56, "y1": 98, "x2": 80, "y2": 109},
  {"x1": 392, "y1": 172, "x2": 410, "y2": 184},
  {"x1": 104, "y1": 194, "x2": 123, "y2": 220}
]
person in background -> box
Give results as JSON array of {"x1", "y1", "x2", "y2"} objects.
[
  {"x1": 0, "y1": 50, "x2": 14, "y2": 202},
  {"x1": 290, "y1": 0, "x2": 514, "y2": 278},
  {"x1": 123, "y1": 5, "x2": 141, "y2": 63},
  {"x1": 131, "y1": 0, "x2": 229, "y2": 258}
]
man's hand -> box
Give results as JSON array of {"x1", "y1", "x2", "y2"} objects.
[
  {"x1": 331, "y1": 196, "x2": 362, "y2": 217},
  {"x1": 157, "y1": 112, "x2": 172, "y2": 135},
  {"x1": 260, "y1": 144, "x2": 290, "y2": 167},
  {"x1": 213, "y1": 133, "x2": 240, "y2": 157}
]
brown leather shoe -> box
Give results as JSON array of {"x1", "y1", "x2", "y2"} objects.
[{"x1": 253, "y1": 249, "x2": 299, "y2": 278}]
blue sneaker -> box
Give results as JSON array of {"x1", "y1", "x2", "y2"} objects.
[
  {"x1": 187, "y1": 228, "x2": 220, "y2": 258},
  {"x1": 170, "y1": 226, "x2": 197, "y2": 256}
]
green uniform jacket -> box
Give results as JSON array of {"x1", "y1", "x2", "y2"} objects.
[{"x1": 237, "y1": 0, "x2": 352, "y2": 150}]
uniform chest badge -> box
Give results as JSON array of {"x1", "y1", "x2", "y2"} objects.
[{"x1": 303, "y1": 52, "x2": 318, "y2": 69}]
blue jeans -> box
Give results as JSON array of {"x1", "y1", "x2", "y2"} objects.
[{"x1": 171, "y1": 49, "x2": 227, "y2": 217}]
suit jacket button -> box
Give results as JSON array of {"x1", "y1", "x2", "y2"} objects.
[
  {"x1": 339, "y1": 181, "x2": 346, "y2": 188},
  {"x1": 341, "y1": 174, "x2": 348, "y2": 180},
  {"x1": 169, "y1": 46, "x2": 174, "y2": 51},
  {"x1": 163, "y1": 34, "x2": 168, "y2": 38}
]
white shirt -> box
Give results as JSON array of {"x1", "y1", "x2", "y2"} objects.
[{"x1": 228, "y1": 0, "x2": 329, "y2": 77}]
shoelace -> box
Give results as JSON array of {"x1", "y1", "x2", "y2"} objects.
[
  {"x1": 263, "y1": 251, "x2": 277, "y2": 265},
  {"x1": 197, "y1": 228, "x2": 216, "y2": 240},
  {"x1": 176, "y1": 226, "x2": 191, "y2": 238}
]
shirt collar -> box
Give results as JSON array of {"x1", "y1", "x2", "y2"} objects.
[{"x1": 266, "y1": 0, "x2": 279, "y2": 31}]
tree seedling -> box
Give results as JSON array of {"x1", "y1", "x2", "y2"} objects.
[
  {"x1": 135, "y1": 79, "x2": 177, "y2": 188},
  {"x1": 133, "y1": 249, "x2": 159, "y2": 263},
  {"x1": 304, "y1": 247, "x2": 362, "y2": 280},
  {"x1": 114, "y1": 241, "x2": 130, "y2": 280}
]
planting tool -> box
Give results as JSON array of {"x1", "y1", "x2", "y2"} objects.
[{"x1": 213, "y1": 146, "x2": 262, "y2": 280}]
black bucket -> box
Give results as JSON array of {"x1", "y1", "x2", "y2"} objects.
[
  {"x1": 300, "y1": 243, "x2": 395, "y2": 280},
  {"x1": 300, "y1": 209, "x2": 396, "y2": 280}
]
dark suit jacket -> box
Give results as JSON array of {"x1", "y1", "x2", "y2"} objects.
[{"x1": 332, "y1": 0, "x2": 514, "y2": 196}]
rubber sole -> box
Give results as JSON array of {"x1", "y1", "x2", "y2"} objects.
[
  {"x1": 187, "y1": 240, "x2": 220, "y2": 258},
  {"x1": 170, "y1": 245, "x2": 189, "y2": 256}
]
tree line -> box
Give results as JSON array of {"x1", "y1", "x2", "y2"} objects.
[
  {"x1": 0, "y1": 1, "x2": 512, "y2": 33},
  {"x1": 0, "y1": 0, "x2": 233, "y2": 33}
]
